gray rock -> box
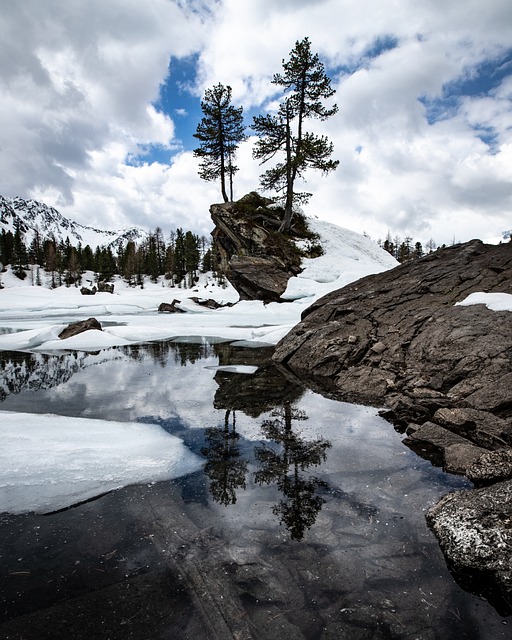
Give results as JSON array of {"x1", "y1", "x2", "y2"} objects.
[
  {"x1": 58, "y1": 317, "x2": 102, "y2": 340},
  {"x1": 97, "y1": 280, "x2": 114, "y2": 293},
  {"x1": 426, "y1": 480, "x2": 512, "y2": 615},
  {"x1": 274, "y1": 239, "x2": 512, "y2": 461},
  {"x1": 468, "y1": 449, "x2": 512, "y2": 484},
  {"x1": 80, "y1": 286, "x2": 97, "y2": 295},
  {"x1": 158, "y1": 300, "x2": 185, "y2": 313},
  {"x1": 403, "y1": 421, "x2": 487, "y2": 473},
  {"x1": 273, "y1": 239, "x2": 512, "y2": 609},
  {"x1": 188, "y1": 296, "x2": 234, "y2": 309}
]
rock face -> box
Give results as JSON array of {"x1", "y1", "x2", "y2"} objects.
[
  {"x1": 273, "y1": 239, "x2": 512, "y2": 609},
  {"x1": 210, "y1": 193, "x2": 306, "y2": 302},
  {"x1": 274, "y1": 239, "x2": 512, "y2": 457},
  {"x1": 58, "y1": 318, "x2": 102, "y2": 340}
]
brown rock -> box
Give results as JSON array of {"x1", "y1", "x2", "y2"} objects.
[
  {"x1": 210, "y1": 193, "x2": 306, "y2": 303},
  {"x1": 59, "y1": 318, "x2": 102, "y2": 340},
  {"x1": 158, "y1": 300, "x2": 185, "y2": 313}
]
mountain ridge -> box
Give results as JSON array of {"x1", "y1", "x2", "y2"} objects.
[{"x1": 0, "y1": 195, "x2": 147, "y2": 249}]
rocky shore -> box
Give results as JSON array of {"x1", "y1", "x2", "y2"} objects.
[{"x1": 273, "y1": 239, "x2": 512, "y2": 612}]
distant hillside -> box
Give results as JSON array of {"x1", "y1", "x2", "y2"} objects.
[{"x1": 0, "y1": 196, "x2": 147, "y2": 249}]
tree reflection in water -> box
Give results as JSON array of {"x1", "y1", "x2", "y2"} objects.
[
  {"x1": 201, "y1": 409, "x2": 248, "y2": 506},
  {"x1": 254, "y1": 401, "x2": 331, "y2": 540},
  {"x1": 202, "y1": 399, "x2": 332, "y2": 541}
]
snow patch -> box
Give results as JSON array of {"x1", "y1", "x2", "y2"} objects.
[{"x1": 456, "y1": 292, "x2": 512, "y2": 312}]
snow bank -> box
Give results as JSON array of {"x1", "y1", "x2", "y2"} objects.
[
  {"x1": 0, "y1": 411, "x2": 202, "y2": 514},
  {"x1": 282, "y1": 219, "x2": 397, "y2": 302}
]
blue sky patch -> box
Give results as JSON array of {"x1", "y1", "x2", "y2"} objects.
[
  {"x1": 155, "y1": 54, "x2": 204, "y2": 151},
  {"x1": 419, "y1": 47, "x2": 512, "y2": 150}
]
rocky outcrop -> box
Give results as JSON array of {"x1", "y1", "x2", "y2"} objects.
[
  {"x1": 273, "y1": 239, "x2": 512, "y2": 472},
  {"x1": 210, "y1": 193, "x2": 309, "y2": 302},
  {"x1": 59, "y1": 318, "x2": 102, "y2": 339}
]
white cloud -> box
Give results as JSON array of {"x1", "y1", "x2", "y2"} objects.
[{"x1": 0, "y1": 0, "x2": 511, "y2": 245}]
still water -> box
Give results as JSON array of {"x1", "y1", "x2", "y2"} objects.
[{"x1": 0, "y1": 340, "x2": 509, "y2": 639}]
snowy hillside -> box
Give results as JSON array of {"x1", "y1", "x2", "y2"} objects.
[
  {"x1": 0, "y1": 216, "x2": 399, "y2": 352},
  {"x1": 284, "y1": 218, "x2": 398, "y2": 303},
  {"x1": 0, "y1": 195, "x2": 147, "y2": 249}
]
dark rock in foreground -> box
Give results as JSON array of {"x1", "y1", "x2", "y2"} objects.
[
  {"x1": 59, "y1": 317, "x2": 102, "y2": 339},
  {"x1": 274, "y1": 239, "x2": 512, "y2": 477}
]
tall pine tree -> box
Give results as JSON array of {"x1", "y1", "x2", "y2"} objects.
[
  {"x1": 253, "y1": 37, "x2": 339, "y2": 233},
  {"x1": 193, "y1": 83, "x2": 246, "y2": 202}
]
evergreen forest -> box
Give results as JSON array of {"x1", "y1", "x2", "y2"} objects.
[{"x1": 0, "y1": 223, "x2": 216, "y2": 289}]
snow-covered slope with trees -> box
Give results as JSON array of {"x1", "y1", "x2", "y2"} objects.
[{"x1": 0, "y1": 217, "x2": 398, "y2": 351}]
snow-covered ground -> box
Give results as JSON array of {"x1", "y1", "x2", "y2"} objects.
[
  {"x1": 456, "y1": 291, "x2": 512, "y2": 312},
  {"x1": 0, "y1": 220, "x2": 399, "y2": 352}
]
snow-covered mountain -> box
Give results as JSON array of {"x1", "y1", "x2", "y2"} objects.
[{"x1": 0, "y1": 195, "x2": 147, "y2": 249}]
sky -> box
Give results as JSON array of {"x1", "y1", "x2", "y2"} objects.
[{"x1": 0, "y1": 0, "x2": 511, "y2": 246}]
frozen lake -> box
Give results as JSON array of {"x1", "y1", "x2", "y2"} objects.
[{"x1": 0, "y1": 340, "x2": 510, "y2": 639}]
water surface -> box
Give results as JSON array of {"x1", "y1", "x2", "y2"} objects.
[{"x1": 0, "y1": 341, "x2": 509, "y2": 639}]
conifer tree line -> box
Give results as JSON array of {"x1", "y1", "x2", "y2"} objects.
[
  {"x1": 376, "y1": 232, "x2": 439, "y2": 263},
  {"x1": 0, "y1": 222, "x2": 216, "y2": 288}
]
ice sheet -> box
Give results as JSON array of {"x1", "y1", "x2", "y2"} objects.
[{"x1": 0, "y1": 411, "x2": 202, "y2": 514}]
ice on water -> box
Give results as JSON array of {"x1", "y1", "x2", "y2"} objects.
[
  {"x1": 0, "y1": 411, "x2": 202, "y2": 514},
  {"x1": 1, "y1": 219, "x2": 509, "y2": 515}
]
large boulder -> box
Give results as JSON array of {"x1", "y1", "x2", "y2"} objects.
[
  {"x1": 210, "y1": 193, "x2": 308, "y2": 302},
  {"x1": 274, "y1": 239, "x2": 512, "y2": 610},
  {"x1": 426, "y1": 480, "x2": 512, "y2": 615},
  {"x1": 274, "y1": 239, "x2": 512, "y2": 465}
]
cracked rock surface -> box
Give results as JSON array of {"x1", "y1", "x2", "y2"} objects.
[{"x1": 274, "y1": 240, "x2": 512, "y2": 473}]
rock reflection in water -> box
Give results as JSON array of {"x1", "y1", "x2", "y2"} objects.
[{"x1": 205, "y1": 343, "x2": 332, "y2": 539}]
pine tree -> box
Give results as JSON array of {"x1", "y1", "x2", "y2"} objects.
[
  {"x1": 12, "y1": 219, "x2": 28, "y2": 279},
  {"x1": 252, "y1": 37, "x2": 339, "y2": 233},
  {"x1": 0, "y1": 229, "x2": 14, "y2": 266},
  {"x1": 174, "y1": 228, "x2": 186, "y2": 283},
  {"x1": 193, "y1": 83, "x2": 246, "y2": 202},
  {"x1": 184, "y1": 231, "x2": 200, "y2": 287}
]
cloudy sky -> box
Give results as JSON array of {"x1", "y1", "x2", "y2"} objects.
[{"x1": 1, "y1": 0, "x2": 511, "y2": 245}]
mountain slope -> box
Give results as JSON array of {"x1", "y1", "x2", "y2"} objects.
[{"x1": 0, "y1": 195, "x2": 146, "y2": 249}]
